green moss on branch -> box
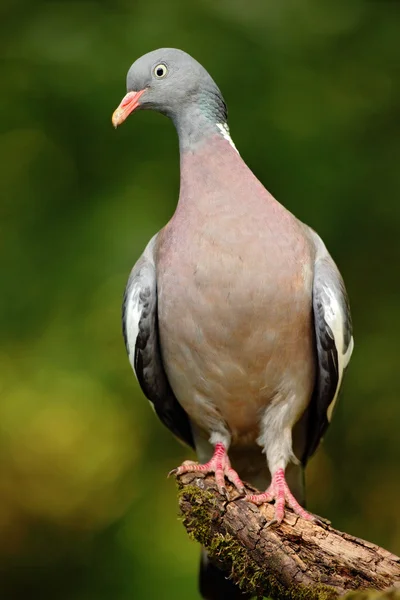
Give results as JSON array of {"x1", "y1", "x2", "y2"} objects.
[{"x1": 176, "y1": 474, "x2": 400, "y2": 600}]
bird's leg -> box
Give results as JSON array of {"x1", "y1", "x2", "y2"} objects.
[
  {"x1": 245, "y1": 467, "x2": 316, "y2": 525},
  {"x1": 169, "y1": 442, "x2": 245, "y2": 496}
]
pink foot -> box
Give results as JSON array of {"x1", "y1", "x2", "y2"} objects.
[
  {"x1": 245, "y1": 467, "x2": 316, "y2": 526},
  {"x1": 169, "y1": 442, "x2": 245, "y2": 496}
]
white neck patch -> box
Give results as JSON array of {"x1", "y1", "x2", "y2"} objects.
[{"x1": 216, "y1": 123, "x2": 238, "y2": 153}]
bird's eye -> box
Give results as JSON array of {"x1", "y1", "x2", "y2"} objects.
[{"x1": 154, "y1": 64, "x2": 168, "y2": 79}]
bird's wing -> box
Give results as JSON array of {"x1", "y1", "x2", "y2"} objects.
[
  {"x1": 303, "y1": 231, "x2": 354, "y2": 461},
  {"x1": 122, "y1": 234, "x2": 194, "y2": 448}
]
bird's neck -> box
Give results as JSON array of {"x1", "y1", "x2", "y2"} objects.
[
  {"x1": 175, "y1": 130, "x2": 280, "y2": 223},
  {"x1": 176, "y1": 118, "x2": 238, "y2": 155},
  {"x1": 176, "y1": 132, "x2": 257, "y2": 220},
  {"x1": 173, "y1": 93, "x2": 234, "y2": 154}
]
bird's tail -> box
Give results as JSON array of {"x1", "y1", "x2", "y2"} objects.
[{"x1": 199, "y1": 548, "x2": 252, "y2": 600}]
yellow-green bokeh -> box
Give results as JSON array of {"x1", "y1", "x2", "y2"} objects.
[{"x1": 1, "y1": 0, "x2": 400, "y2": 598}]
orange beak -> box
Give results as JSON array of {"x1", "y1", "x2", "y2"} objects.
[{"x1": 112, "y1": 89, "x2": 147, "y2": 128}]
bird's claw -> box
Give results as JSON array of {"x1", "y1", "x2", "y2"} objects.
[
  {"x1": 312, "y1": 515, "x2": 331, "y2": 527},
  {"x1": 265, "y1": 518, "x2": 279, "y2": 528},
  {"x1": 245, "y1": 468, "x2": 317, "y2": 525},
  {"x1": 168, "y1": 443, "x2": 244, "y2": 498},
  {"x1": 218, "y1": 485, "x2": 227, "y2": 497},
  {"x1": 234, "y1": 491, "x2": 247, "y2": 500}
]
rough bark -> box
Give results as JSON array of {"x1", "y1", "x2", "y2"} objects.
[{"x1": 176, "y1": 473, "x2": 400, "y2": 600}]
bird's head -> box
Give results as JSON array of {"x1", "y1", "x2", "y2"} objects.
[{"x1": 112, "y1": 48, "x2": 227, "y2": 129}]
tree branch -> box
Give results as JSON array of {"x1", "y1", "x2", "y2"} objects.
[{"x1": 176, "y1": 473, "x2": 400, "y2": 600}]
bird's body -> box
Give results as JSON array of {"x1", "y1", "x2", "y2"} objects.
[
  {"x1": 113, "y1": 48, "x2": 354, "y2": 600},
  {"x1": 157, "y1": 135, "x2": 315, "y2": 468}
]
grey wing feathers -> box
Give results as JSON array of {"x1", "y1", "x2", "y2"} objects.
[
  {"x1": 303, "y1": 233, "x2": 354, "y2": 462},
  {"x1": 122, "y1": 235, "x2": 194, "y2": 449}
]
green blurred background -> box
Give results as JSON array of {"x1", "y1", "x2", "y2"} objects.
[{"x1": 1, "y1": 0, "x2": 399, "y2": 598}]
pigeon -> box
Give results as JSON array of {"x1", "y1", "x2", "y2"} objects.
[{"x1": 112, "y1": 48, "x2": 354, "y2": 600}]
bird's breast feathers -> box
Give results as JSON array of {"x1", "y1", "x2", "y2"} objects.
[{"x1": 156, "y1": 221, "x2": 315, "y2": 442}]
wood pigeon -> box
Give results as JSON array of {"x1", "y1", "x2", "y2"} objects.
[{"x1": 112, "y1": 48, "x2": 354, "y2": 600}]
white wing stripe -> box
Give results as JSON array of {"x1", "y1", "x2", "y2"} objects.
[
  {"x1": 323, "y1": 285, "x2": 354, "y2": 421},
  {"x1": 125, "y1": 283, "x2": 142, "y2": 374}
]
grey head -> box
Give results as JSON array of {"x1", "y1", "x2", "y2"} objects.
[{"x1": 112, "y1": 48, "x2": 230, "y2": 149}]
